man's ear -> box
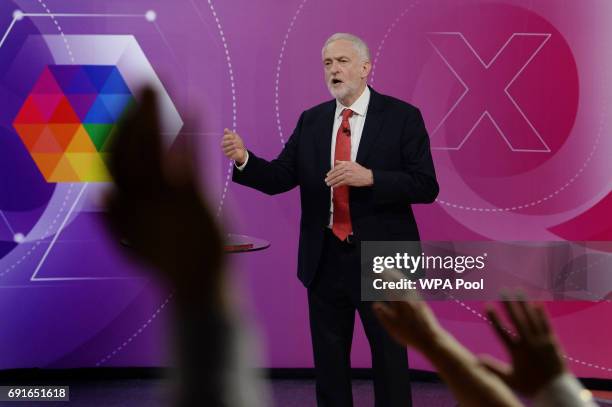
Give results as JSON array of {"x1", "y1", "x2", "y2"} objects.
[{"x1": 362, "y1": 60, "x2": 372, "y2": 79}]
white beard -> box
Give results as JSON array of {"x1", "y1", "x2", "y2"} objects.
[{"x1": 327, "y1": 81, "x2": 359, "y2": 104}]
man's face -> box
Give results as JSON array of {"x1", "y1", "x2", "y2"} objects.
[{"x1": 322, "y1": 39, "x2": 370, "y2": 104}]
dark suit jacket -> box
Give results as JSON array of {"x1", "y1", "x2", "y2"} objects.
[{"x1": 233, "y1": 87, "x2": 439, "y2": 287}]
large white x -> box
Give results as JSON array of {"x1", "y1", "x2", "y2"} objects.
[{"x1": 428, "y1": 32, "x2": 552, "y2": 152}]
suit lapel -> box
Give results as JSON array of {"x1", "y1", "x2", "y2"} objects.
[
  {"x1": 315, "y1": 101, "x2": 337, "y2": 174},
  {"x1": 356, "y1": 87, "x2": 385, "y2": 165}
]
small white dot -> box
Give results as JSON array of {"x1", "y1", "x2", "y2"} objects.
[
  {"x1": 145, "y1": 10, "x2": 157, "y2": 22},
  {"x1": 13, "y1": 10, "x2": 24, "y2": 20},
  {"x1": 14, "y1": 233, "x2": 25, "y2": 243}
]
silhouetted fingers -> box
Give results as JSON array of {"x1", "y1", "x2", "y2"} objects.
[
  {"x1": 486, "y1": 306, "x2": 515, "y2": 349},
  {"x1": 102, "y1": 191, "x2": 140, "y2": 254},
  {"x1": 165, "y1": 116, "x2": 201, "y2": 191},
  {"x1": 501, "y1": 295, "x2": 530, "y2": 341},
  {"x1": 109, "y1": 86, "x2": 164, "y2": 195},
  {"x1": 516, "y1": 298, "x2": 543, "y2": 336},
  {"x1": 533, "y1": 304, "x2": 553, "y2": 335}
]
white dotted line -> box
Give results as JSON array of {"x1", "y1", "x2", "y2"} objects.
[
  {"x1": 436, "y1": 119, "x2": 601, "y2": 211},
  {"x1": 0, "y1": 241, "x2": 42, "y2": 277},
  {"x1": 0, "y1": 1, "x2": 77, "y2": 278},
  {"x1": 96, "y1": 1, "x2": 237, "y2": 364},
  {"x1": 370, "y1": 1, "x2": 420, "y2": 85},
  {"x1": 274, "y1": 0, "x2": 307, "y2": 145},
  {"x1": 557, "y1": 254, "x2": 612, "y2": 303},
  {"x1": 565, "y1": 274, "x2": 612, "y2": 304},
  {"x1": 205, "y1": 0, "x2": 237, "y2": 218},
  {"x1": 1, "y1": 184, "x2": 75, "y2": 278},
  {"x1": 36, "y1": 0, "x2": 75, "y2": 63},
  {"x1": 0, "y1": 210, "x2": 16, "y2": 236},
  {"x1": 563, "y1": 284, "x2": 610, "y2": 302},
  {"x1": 565, "y1": 355, "x2": 612, "y2": 373},
  {"x1": 270, "y1": 2, "x2": 612, "y2": 372},
  {"x1": 438, "y1": 25, "x2": 612, "y2": 378},
  {"x1": 449, "y1": 295, "x2": 612, "y2": 373},
  {"x1": 95, "y1": 292, "x2": 174, "y2": 366},
  {"x1": 449, "y1": 295, "x2": 490, "y2": 323},
  {"x1": 435, "y1": 72, "x2": 607, "y2": 211}
]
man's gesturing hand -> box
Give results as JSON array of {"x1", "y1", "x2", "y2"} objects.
[
  {"x1": 325, "y1": 160, "x2": 373, "y2": 187},
  {"x1": 221, "y1": 128, "x2": 247, "y2": 165}
]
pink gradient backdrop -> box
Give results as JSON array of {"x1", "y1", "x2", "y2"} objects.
[{"x1": 0, "y1": 0, "x2": 609, "y2": 378}]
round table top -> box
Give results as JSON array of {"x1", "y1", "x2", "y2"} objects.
[{"x1": 224, "y1": 233, "x2": 270, "y2": 253}]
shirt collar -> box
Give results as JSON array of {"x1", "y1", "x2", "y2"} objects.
[{"x1": 335, "y1": 86, "x2": 370, "y2": 118}]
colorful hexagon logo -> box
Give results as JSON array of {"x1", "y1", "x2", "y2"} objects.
[
  {"x1": 10, "y1": 35, "x2": 183, "y2": 183},
  {"x1": 13, "y1": 65, "x2": 134, "y2": 182}
]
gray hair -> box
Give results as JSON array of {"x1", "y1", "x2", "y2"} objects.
[{"x1": 322, "y1": 33, "x2": 371, "y2": 62}]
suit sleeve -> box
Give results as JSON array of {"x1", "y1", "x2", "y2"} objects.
[
  {"x1": 232, "y1": 112, "x2": 303, "y2": 195},
  {"x1": 371, "y1": 108, "x2": 439, "y2": 204}
]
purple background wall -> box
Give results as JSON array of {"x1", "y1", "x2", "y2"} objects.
[{"x1": 0, "y1": 0, "x2": 611, "y2": 378}]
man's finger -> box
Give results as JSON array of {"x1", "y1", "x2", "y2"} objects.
[
  {"x1": 165, "y1": 116, "x2": 201, "y2": 189},
  {"x1": 327, "y1": 161, "x2": 357, "y2": 182},
  {"x1": 326, "y1": 163, "x2": 345, "y2": 177},
  {"x1": 327, "y1": 175, "x2": 346, "y2": 187},
  {"x1": 221, "y1": 135, "x2": 236, "y2": 144},
  {"x1": 516, "y1": 299, "x2": 542, "y2": 336},
  {"x1": 221, "y1": 140, "x2": 238, "y2": 148},
  {"x1": 330, "y1": 161, "x2": 347, "y2": 172},
  {"x1": 223, "y1": 149, "x2": 238, "y2": 157},
  {"x1": 325, "y1": 171, "x2": 344, "y2": 184},
  {"x1": 325, "y1": 167, "x2": 346, "y2": 183},
  {"x1": 486, "y1": 307, "x2": 515, "y2": 349},
  {"x1": 336, "y1": 161, "x2": 357, "y2": 171},
  {"x1": 533, "y1": 304, "x2": 552, "y2": 335},
  {"x1": 502, "y1": 297, "x2": 530, "y2": 340},
  {"x1": 135, "y1": 87, "x2": 162, "y2": 171},
  {"x1": 109, "y1": 86, "x2": 163, "y2": 194}
]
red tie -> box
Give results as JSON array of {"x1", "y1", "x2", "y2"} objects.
[{"x1": 332, "y1": 108, "x2": 353, "y2": 241}]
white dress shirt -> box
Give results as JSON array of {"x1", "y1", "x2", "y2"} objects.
[{"x1": 328, "y1": 86, "x2": 371, "y2": 227}]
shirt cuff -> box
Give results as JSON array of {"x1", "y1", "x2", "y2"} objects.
[
  {"x1": 533, "y1": 372, "x2": 597, "y2": 407},
  {"x1": 234, "y1": 151, "x2": 249, "y2": 171}
]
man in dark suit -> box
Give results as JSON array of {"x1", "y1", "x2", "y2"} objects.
[{"x1": 222, "y1": 33, "x2": 438, "y2": 406}]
